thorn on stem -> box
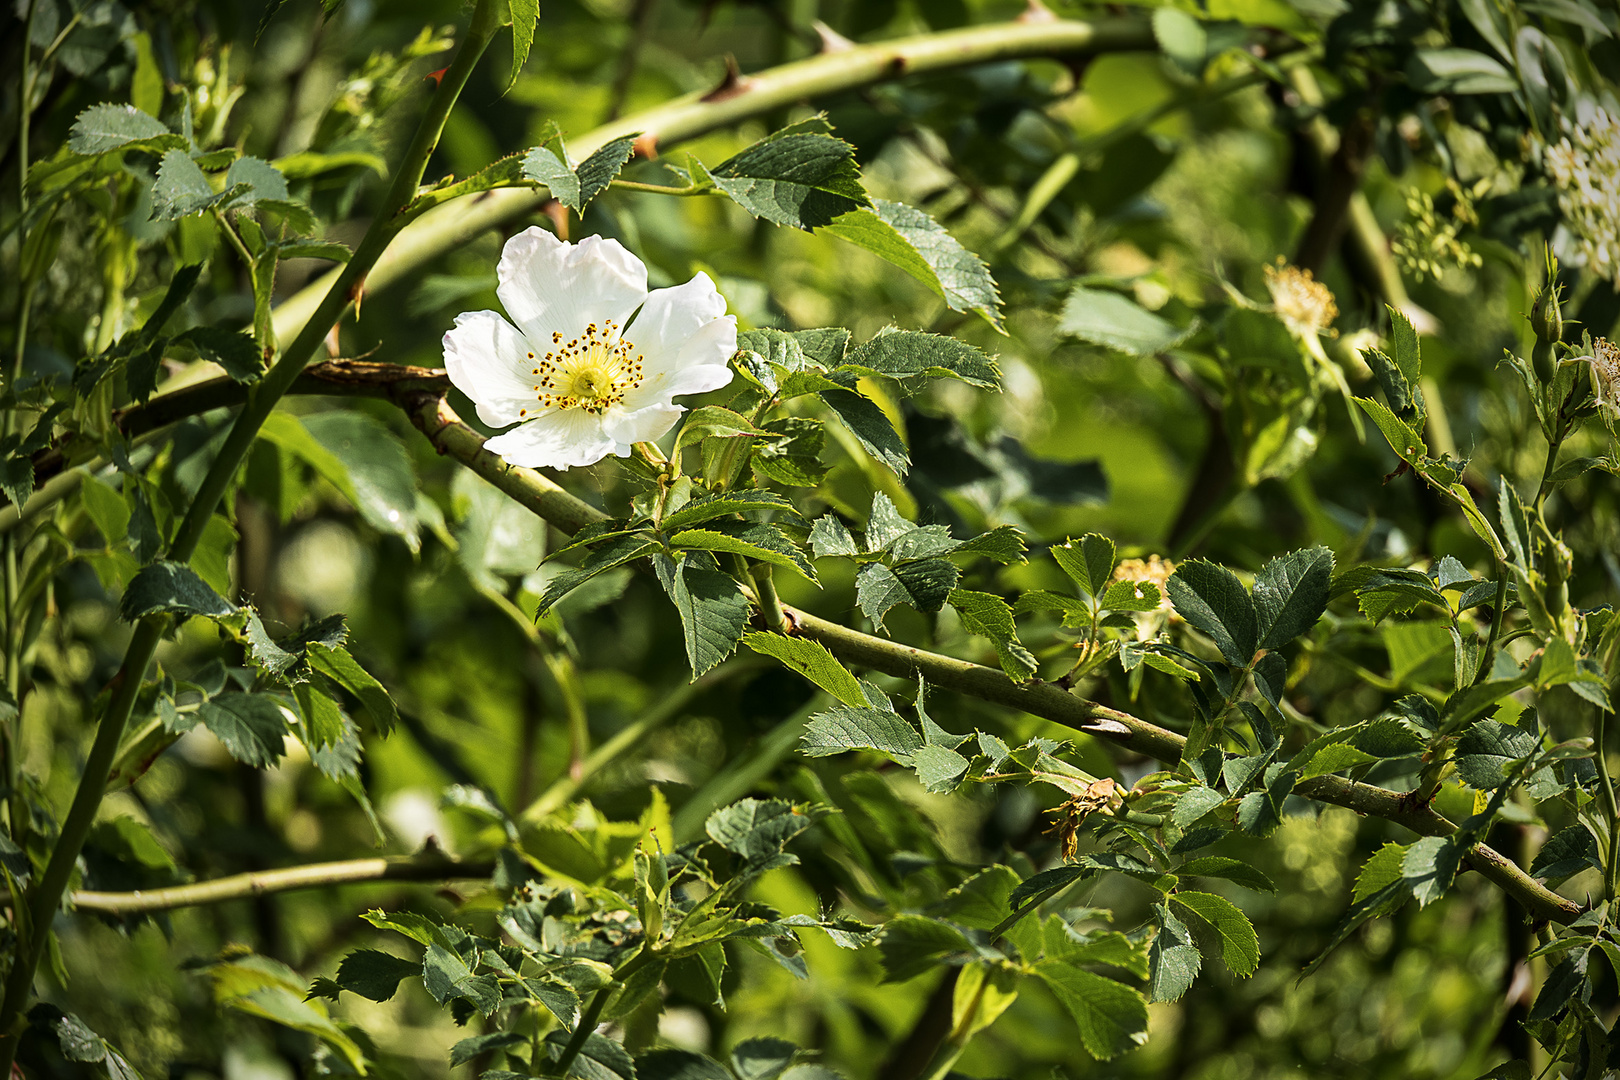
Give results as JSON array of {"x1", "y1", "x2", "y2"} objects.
[
  {"x1": 812, "y1": 20, "x2": 855, "y2": 53},
  {"x1": 1018, "y1": 0, "x2": 1057, "y2": 23},
  {"x1": 701, "y1": 55, "x2": 757, "y2": 102}
]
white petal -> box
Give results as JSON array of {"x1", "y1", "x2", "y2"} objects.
[
  {"x1": 496, "y1": 227, "x2": 647, "y2": 345},
  {"x1": 442, "y1": 310, "x2": 540, "y2": 428},
  {"x1": 622, "y1": 318, "x2": 738, "y2": 411},
  {"x1": 602, "y1": 402, "x2": 684, "y2": 446},
  {"x1": 485, "y1": 410, "x2": 617, "y2": 471},
  {"x1": 628, "y1": 273, "x2": 727, "y2": 362}
]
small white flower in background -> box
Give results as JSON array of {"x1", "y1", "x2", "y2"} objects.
[
  {"x1": 1539, "y1": 103, "x2": 1620, "y2": 289},
  {"x1": 443, "y1": 226, "x2": 737, "y2": 470}
]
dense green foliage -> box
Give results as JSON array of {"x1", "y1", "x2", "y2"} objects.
[{"x1": 2, "y1": 1, "x2": 1620, "y2": 1078}]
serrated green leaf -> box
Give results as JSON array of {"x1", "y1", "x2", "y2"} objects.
[
  {"x1": 704, "y1": 131, "x2": 871, "y2": 230},
  {"x1": 742, "y1": 631, "x2": 866, "y2": 707},
  {"x1": 1401, "y1": 835, "x2": 1464, "y2": 907},
  {"x1": 198, "y1": 693, "x2": 292, "y2": 768},
  {"x1": 1170, "y1": 891, "x2": 1259, "y2": 977},
  {"x1": 451, "y1": 1030, "x2": 527, "y2": 1068},
  {"x1": 1059, "y1": 286, "x2": 1190, "y2": 356},
  {"x1": 173, "y1": 325, "x2": 264, "y2": 383},
  {"x1": 1178, "y1": 857, "x2": 1277, "y2": 894},
  {"x1": 1453, "y1": 720, "x2": 1537, "y2": 788},
  {"x1": 808, "y1": 514, "x2": 858, "y2": 558},
  {"x1": 1167, "y1": 560, "x2": 1258, "y2": 666},
  {"x1": 730, "y1": 1036, "x2": 798, "y2": 1080},
  {"x1": 948, "y1": 588, "x2": 1038, "y2": 681},
  {"x1": 1148, "y1": 903, "x2": 1201, "y2": 1002},
  {"x1": 824, "y1": 198, "x2": 1002, "y2": 329},
  {"x1": 876, "y1": 915, "x2": 975, "y2": 982},
  {"x1": 544, "y1": 1030, "x2": 636, "y2": 1080},
  {"x1": 328, "y1": 949, "x2": 419, "y2": 1003},
  {"x1": 1099, "y1": 579, "x2": 1161, "y2": 613},
  {"x1": 69, "y1": 102, "x2": 176, "y2": 154},
  {"x1": 660, "y1": 490, "x2": 801, "y2": 532},
  {"x1": 1052, "y1": 534, "x2": 1114, "y2": 597},
  {"x1": 1355, "y1": 396, "x2": 1427, "y2": 463},
  {"x1": 572, "y1": 134, "x2": 639, "y2": 210},
  {"x1": 704, "y1": 798, "x2": 813, "y2": 863},
  {"x1": 119, "y1": 561, "x2": 234, "y2": 621},
  {"x1": 636, "y1": 1048, "x2": 735, "y2": 1080},
  {"x1": 912, "y1": 744, "x2": 971, "y2": 792},
  {"x1": 1033, "y1": 957, "x2": 1150, "y2": 1059},
  {"x1": 421, "y1": 944, "x2": 499, "y2": 1014},
  {"x1": 800, "y1": 704, "x2": 922, "y2": 761},
  {"x1": 753, "y1": 417, "x2": 827, "y2": 487},
  {"x1": 820, "y1": 387, "x2": 909, "y2": 475},
  {"x1": 306, "y1": 642, "x2": 395, "y2": 736},
  {"x1": 151, "y1": 149, "x2": 221, "y2": 220},
  {"x1": 223, "y1": 156, "x2": 289, "y2": 205},
  {"x1": 841, "y1": 328, "x2": 1000, "y2": 390},
  {"x1": 538, "y1": 535, "x2": 660, "y2": 614},
  {"x1": 1530, "y1": 825, "x2": 1601, "y2": 883},
  {"x1": 1171, "y1": 785, "x2": 1225, "y2": 827},
  {"x1": 1499, "y1": 480, "x2": 1534, "y2": 569},
  {"x1": 856, "y1": 558, "x2": 960, "y2": 629},
  {"x1": 1353, "y1": 842, "x2": 1410, "y2": 904},
  {"x1": 506, "y1": 0, "x2": 539, "y2": 89},
  {"x1": 953, "y1": 525, "x2": 1026, "y2": 565},
  {"x1": 660, "y1": 554, "x2": 750, "y2": 677},
  {"x1": 1253, "y1": 546, "x2": 1333, "y2": 649},
  {"x1": 1297, "y1": 742, "x2": 1377, "y2": 779},
  {"x1": 669, "y1": 522, "x2": 814, "y2": 581}
]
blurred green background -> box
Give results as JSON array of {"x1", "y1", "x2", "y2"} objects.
[{"x1": 5, "y1": 0, "x2": 1619, "y2": 1076}]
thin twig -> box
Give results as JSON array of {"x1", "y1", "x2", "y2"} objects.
[{"x1": 71, "y1": 851, "x2": 494, "y2": 916}]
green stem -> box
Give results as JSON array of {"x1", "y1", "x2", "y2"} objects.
[
  {"x1": 550, "y1": 948, "x2": 653, "y2": 1075},
  {"x1": 4, "y1": 0, "x2": 40, "y2": 865},
  {"x1": 608, "y1": 178, "x2": 710, "y2": 196},
  {"x1": 750, "y1": 563, "x2": 786, "y2": 632},
  {"x1": 0, "y1": 5, "x2": 500, "y2": 1060},
  {"x1": 212, "y1": 207, "x2": 256, "y2": 271},
  {"x1": 1472, "y1": 569, "x2": 1509, "y2": 686},
  {"x1": 545, "y1": 648, "x2": 592, "y2": 781},
  {"x1": 1535, "y1": 402, "x2": 1570, "y2": 510},
  {"x1": 71, "y1": 850, "x2": 494, "y2": 915},
  {"x1": 520, "y1": 662, "x2": 759, "y2": 824},
  {"x1": 1598, "y1": 709, "x2": 1620, "y2": 902},
  {"x1": 477, "y1": 583, "x2": 592, "y2": 777}
]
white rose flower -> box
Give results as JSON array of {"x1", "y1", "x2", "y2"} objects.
[{"x1": 442, "y1": 226, "x2": 737, "y2": 470}]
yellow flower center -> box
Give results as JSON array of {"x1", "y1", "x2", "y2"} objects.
[{"x1": 521, "y1": 318, "x2": 645, "y2": 417}]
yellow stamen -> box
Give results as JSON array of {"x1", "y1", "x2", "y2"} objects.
[{"x1": 528, "y1": 322, "x2": 646, "y2": 415}]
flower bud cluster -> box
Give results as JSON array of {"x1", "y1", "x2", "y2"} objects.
[{"x1": 1390, "y1": 182, "x2": 1484, "y2": 282}]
